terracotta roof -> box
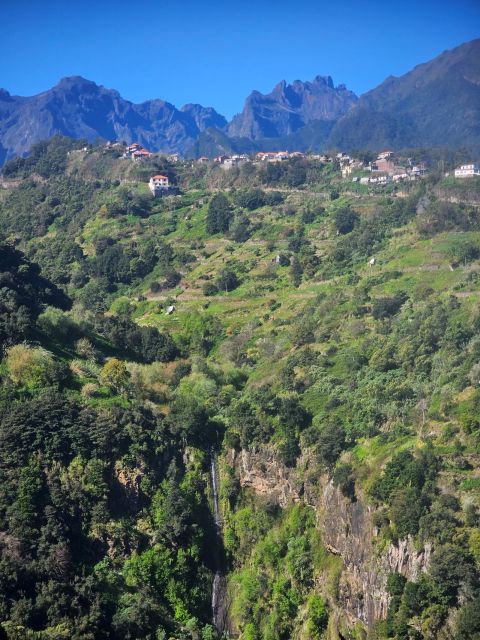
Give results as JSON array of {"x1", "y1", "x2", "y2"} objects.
[{"x1": 151, "y1": 175, "x2": 168, "y2": 180}]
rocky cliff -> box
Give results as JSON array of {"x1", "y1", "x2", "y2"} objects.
[
  {"x1": 227, "y1": 76, "x2": 357, "y2": 140},
  {"x1": 229, "y1": 447, "x2": 431, "y2": 633}
]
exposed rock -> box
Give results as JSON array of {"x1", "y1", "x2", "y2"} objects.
[
  {"x1": 0, "y1": 76, "x2": 227, "y2": 162},
  {"x1": 114, "y1": 461, "x2": 142, "y2": 511},
  {"x1": 228, "y1": 75, "x2": 357, "y2": 140},
  {"x1": 236, "y1": 447, "x2": 303, "y2": 507},
  {"x1": 232, "y1": 447, "x2": 431, "y2": 631}
]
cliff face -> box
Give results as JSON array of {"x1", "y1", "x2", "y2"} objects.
[{"x1": 230, "y1": 447, "x2": 431, "y2": 632}]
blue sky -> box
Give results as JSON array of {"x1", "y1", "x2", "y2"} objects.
[{"x1": 1, "y1": 0, "x2": 479, "y2": 118}]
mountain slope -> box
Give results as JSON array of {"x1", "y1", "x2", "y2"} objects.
[
  {"x1": 0, "y1": 76, "x2": 227, "y2": 162},
  {"x1": 227, "y1": 75, "x2": 357, "y2": 139},
  {"x1": 327, "y1": 38, "x2": 480, "y2": 151},
  {"x1": 0, "y1": 139, "x2": 480, "y2": 638}
]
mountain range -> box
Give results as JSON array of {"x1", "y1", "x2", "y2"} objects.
[{"x1": 0, "y1": 38, "x2": 479, "y2": 163}]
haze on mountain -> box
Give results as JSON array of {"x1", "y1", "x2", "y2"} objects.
[{"x1": 0, "y1": 38, "x2": 479, "y2": 164}]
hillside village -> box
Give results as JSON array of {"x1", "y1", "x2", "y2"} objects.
[
  {"x1": 95, "y1": 141, "x2": 477, "y2": 190},
  {"x1": 0, "y1": 134, "x2": 480, "y2": 640},
  {"x1": 75, "y1": 141, "x2": 446, "y2": 192}
]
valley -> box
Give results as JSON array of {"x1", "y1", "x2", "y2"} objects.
[{"x1": 0, "y1": 138, "x2": 479, "y2": 638}]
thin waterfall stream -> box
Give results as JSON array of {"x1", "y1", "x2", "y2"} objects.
[{"x1": 210, "y1": 453, "x2": 227, "y2": 633}]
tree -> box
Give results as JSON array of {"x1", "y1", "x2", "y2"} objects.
[
  {"x1": 230, "y1": 214, "x2": 251, "y2": 243},
  {"x1": 372, "y1": 292, "x2": 407, "y2": 320},
  {"x1": 334, "y1": 206, "x2": 359, "y2": 234},
  {"x1": 235, "y1": 189, "x2": 266, "y2": 210},
  {"x1": 316, "y1": 420, "x2": 346, "y2": 466},
  {"x1": 100, "y1": 358, "x2": 130, "y2": 393},
  {"x1": 286, "y1": 162, "x2": 307, "y2": 187},
  {"x1": 447, "y1": 239, "x2": 480, "y2": 266},
  {"x1": 333, "y1": 463, "x2": 356, "y2": 500},
  {"x1": 202, "y1": 282, "x2": 219, "y2": 296},
  {"x1": 429, "y1": 544, "x2": 478, "y2": 605},
  {"x1": 216, "y1": 268, "x2": 239, "y2": 293},
  {"x1": 206, "y1": 193, "x2": 232, "y2": 234},
  {"x1": 455, "y1": 597, "x2": 480, "y2": 639},
  {"x1": 305, "y1": 594, "x2": 328, "y2": 639},
  {"x1": 389, "y1": 487, "x2": 424, "y2": 537},
  {"x1": 6, "y1": 344, "x2": 58, "y2": 390},
  {"x1": 290, "y1": 256, "x2": 302, "y2": 288}
]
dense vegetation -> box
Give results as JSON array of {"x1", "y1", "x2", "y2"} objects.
[{"x1": 0, "y1": 137, "x2": 479, "y2": 639}]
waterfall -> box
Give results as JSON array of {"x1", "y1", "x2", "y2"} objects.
[
  {"x1": 211, "y1": 455, "x2": 221, "y2": 528},
  {"x1": 210, "y1": 453, "x2": 226, "y2": 633}
]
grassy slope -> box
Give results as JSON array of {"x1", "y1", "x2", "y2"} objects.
[{"x1": 3, "y1": 147, "x2": 480, "y2": 638}]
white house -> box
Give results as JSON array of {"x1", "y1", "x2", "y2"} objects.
[
  {"x1": 454, "y1": 164, "x2": 480, "y2": 178},
  {"x1": 222, "y1": 155, "x2": 249, "y2": 169},
  {"x1": 369, "y1": 174, "x2": 391, "y2": 184},
  {"x1": 149, "y1": 175, "x2": 169, "y2": 195}
]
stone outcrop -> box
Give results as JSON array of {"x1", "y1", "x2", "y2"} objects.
[
  {"x1": 230, "y1": 447, "x2": 431, "y2": 632},
  {"x1": 235, "y1": 447, "x2": 303, "y2": 507}
]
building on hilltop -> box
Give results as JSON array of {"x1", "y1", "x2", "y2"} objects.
[
  {"x1": 374, "y1": 158, "x2": 395, "y2": 174},
  {"x1": 123, "y1": 143, "x2": 152, "y2": 161},
  {"x1": 149, "y1": 175, "x2": 169, "y2": 196},
  {"x1": 369, "y1": 173, "x2": 391, "y2": 184},
  {"x1": 377, "y1": 150, "x2": 394, "y2": 160},
  {"x1": 410, "y1": 163, "x2": 427, "y2": 177},
  {"x1": 132, "y1": 149, "x2": 152, "y2": 161},
  {"x1": 126, "y1": 143, "x2": 142, "y2": 154},
  {"x1": 454, "y1": 163, "x2": 480, "y2": 178},
  {"x1": 222, "y1": 154, "x2": 249, "y2": 169},
  {"x1": 256, "y1": 152, "x2": 277, "y2": 162}
]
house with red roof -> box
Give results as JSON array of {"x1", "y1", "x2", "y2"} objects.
[
  {"x1": 123, "y1": 143, "x2": 152, "y2": 161},
  {"x1": 149, "y1": 175, "x2": 169, "y2": 195}
]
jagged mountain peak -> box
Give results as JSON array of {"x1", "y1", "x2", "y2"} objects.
[
  {"x1": 227, "y1": 74, "x2": 358, "y2": 140},
  {"x1": 0, "y1": 79, "x2": 227, "y2": 163},
  {"x1": 55, "y1": 75, "x2": 98, "y2": 88},
  {"x1": 0, "y1": 39, "x2": 479, "y2": 165}
]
